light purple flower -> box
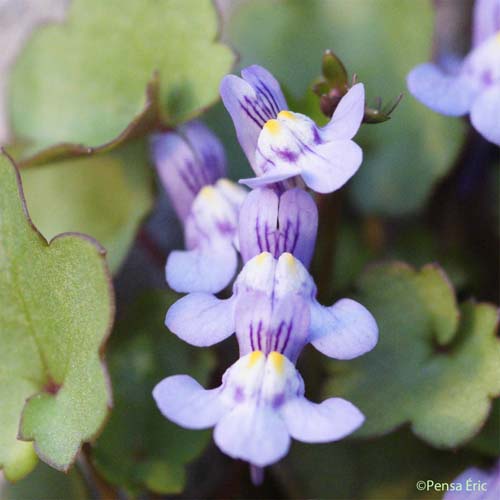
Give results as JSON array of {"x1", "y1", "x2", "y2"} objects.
[
  {"x1": 238, "y1": 187, "x2": 318, "y2": 267},
  {"x1": 220, "y1": 65, "x2": 365, "y2": 194},
  {"x1": 443, "y1": 459, "x2": 500, "y2": 500},
  {"x1": 165, "y1": 252, "x2": 378, "y2": 361},
  {"x1": 151, "y1": 121, "x2": 227, "y2": 221},
  {"x1": 407, "y1": 0, "x2": 500, "y2": 145},
  {"x1": 154, "y1": 253, "x2": 377, "y2": 467},
  {"x1": 166, "y1": 179, "x2": 247, "y2": 293},
  {"x1": 155, "y1": 246, "x2": 377, "y2": 467},
  {"x1": 151, "y1": 121, "x2": 247, "y2": 293}
]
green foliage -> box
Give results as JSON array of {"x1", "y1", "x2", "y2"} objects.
[
  {"x1": 280, "y1": 429, "x2": 473, "y2": 499},
  {"x1": 468, "y1": 398, "x2": 500, "y2": 457},
  {"x1": 1, "y1": 462, "x2": 87, "y2": 500},
  {"x1": 91, "y1": 291, "x2": 215, "y2": 495},
  {"x1": 20, "y1": 140, "x2": 154, "y2": 273},
  {"x1": 226, "y1": 0, "x2": 465, "y2": 215},
  {"x1": 9, "y1": 0, "x2": 235, "y2": 156},
  {"x1": 325, "y1": 262, "x2": 500, "y2": 447},
  {"x1": 0, "y1": 152, "x2": 114, "y2": 480}
]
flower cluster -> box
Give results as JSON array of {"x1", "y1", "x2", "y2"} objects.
[
  {"x1": 151, "y1": 65, "x2": 378, "y2": 475},
  {"x1": 407, "y1": 0, "x2": 500, "y2": 146}
]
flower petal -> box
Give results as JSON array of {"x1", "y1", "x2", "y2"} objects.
[
  {"x1": 300, "y1": 140, "x2": 362, "y2": 194},
  {"x1": 181, "y1": 120, "x2": 227, "y2": 181},
  {"x1": 281, "y1": 396, "x2": 364, "y2": 442},
  {"x1": 220, "y1": 65, "x2": 286, "y2": 173},
  {"x1": 240, "y1": 65, "x2": 288, "y2": 115},
  {"x1": 234, "y1": 290, "x2": 272, "y2": 356},
  {"x1": 407, "y1": 62, "x2": 478, "y2": 116},
  {"x1": 214, "y1": 402, "x2": 291, "y2": 467},
  {"x1": 277, "y1": 188, "x2": 318, "y2": 267},
  {"x1": 238, "y1": 188, "x2": 279, "y2": 263},
  {"x1": 470, "y1": 84, "x2": 500, "y2": 146},
  {"x1": 239, "y1": 164, "x2": 302, "y2": 189},
  {"x1": 309, "y1": 298, "x2": 378, "y2": 360},
  {"x1": 321, "y1": 83, "x2": 365, "y2": 141},
  {"x1": 153, "y1": 375, "x2": 227, "y2": 429},
  {"x1": 166, "y1": 243, "x2": 238, "y2": 293},
  {"x1": 472, "y1": 0, "x2": 500, "y2": 47},
  {"x1": 165, "y1": 292, "x2": 236, "y2": 347},
  {"x1": 150, "y1": 131, "x2": 203, "y2": 221},
  {"x1": 270, "y1": 296, "x2": 310, "y2": 362}
]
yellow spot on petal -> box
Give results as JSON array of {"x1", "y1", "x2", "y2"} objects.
[
  {"x1": 199, "y1": 186, "x2": 217, "y2": 200},
  {"x1": 281, "y1": 252, "x2": 296, "y2": 268},
  {"x1": 264, "y1": 119, "x2": 281, "y2": 135},
  {"x1": 268, "y1": 351, "x2": 285, "y2": 374},
  {"x1": 496, "y1": 31, "x2": 500, "y2": 43},
  {"x1": 248, "y1": 350, "x2": 264, "y2": 368},
  {"x1": 278, "y1": 110, "x2": 296, "y2": 120},
  {"x1": 255, "y1": 252, "x2": 271, "y2": 266}
]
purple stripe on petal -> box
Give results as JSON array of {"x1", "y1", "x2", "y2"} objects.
[
  {"x1": 240, "y1": 65, "x2": 288, "y2": 113},
  {"x1": 280, "y1": 321, "x2": 293, "y2": 357},
  {"x1": 235, "y1": 291, "x2": 272, "y2": 357},
  {"x1": 181, "y1": 120, "x2": 227, "y2": 181},
  {"x1": 270, "y1": 297, "x2": 310, "y2": 361},
  {"x1": 277, "y1": 188, "x2": 318, "y2": 268},
  {"x1": 239, "y1": 188, "x2": 279, "y2": 263}
]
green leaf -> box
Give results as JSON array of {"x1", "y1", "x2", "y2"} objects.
[
  {"x1": 1, "y1": 462, "x2": 87, "y2": 500},
  {"x1": 468, "y1": 398, "x2": 500, "y2": 457},
  {"x1": 226, "y1": 0, "x2": 465, "y2": 215},
  {"x1": 19, "y1": 140, "x2": 154, "y2": 273},
  {"x1": 278, "y1": 429, "x2": 475, "y2": 500},
  {"x1": 324, "y1": 262, "x2": 500, "y2": 447},
  {"x1": 9, "y1": 0, "x2": 235, "y2": 156},
  {"x1": 91, "y1": 291, "x2": 214, "y2": 495},
  {"x1": 0, "y1": 151, "x2": 114, "y2": 480}
]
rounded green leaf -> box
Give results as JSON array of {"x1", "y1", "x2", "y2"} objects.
[
  {"x1": 0, "y1": 151, "x2": 114, "y2": 479},
  {"x1": 325, "y1": 262, "x2": 500, "y2": 447},
  {"x1": 9, "y1": 0, "x2": 235, "y2": 153},
  {"x1": 20, "y1": 140, "x2": 154, "y2": 273}
]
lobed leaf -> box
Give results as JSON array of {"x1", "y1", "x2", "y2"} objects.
[
  {"x1": 19, "y1": 140, "x2": 154, "y2": 273},
  {"x1": 325, "y1": 262, "x2": 500, "y2": 448},
  {"x1": 0, "y1": 151, "x2": 114, "y2": 480},
  {"x1": 8, "y1": 0, "x2": 235, "y2": 160}
]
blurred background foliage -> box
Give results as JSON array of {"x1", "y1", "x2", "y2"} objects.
[{"x1": 0, "y1": 0, "x2": 498, "y2": 499}]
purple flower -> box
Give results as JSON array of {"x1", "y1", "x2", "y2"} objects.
[
  {"x1": 151, "y1": 121, "x2": 247, "y2": 293},
  {"x1": 238, "y1": 187, "x2": 318, "y2": 268},
  {"x1": 154, "y1": 252, "x2": 377, "y2": 466},
  {"x1": 407, "y1": 0, "x2": 500, "y2": 145},
  {"x1": 166, "y1": 179, "x2": 247, "y2": 293},
  {"x1": 151, "y1": 121, "x2": 227, "y2": 221},
  {"x1": 165, "y1": 252, "x2": 378, "y2": 359},
  {"x1": 443, "y1": 458, "x2": 500, "y2": 499},
  {"x1": 220, "y1": 65, "x2": 365, "y2": 193},
  {"x1": 155, "y1": 254, "x2": 376, "y2": 469}
]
